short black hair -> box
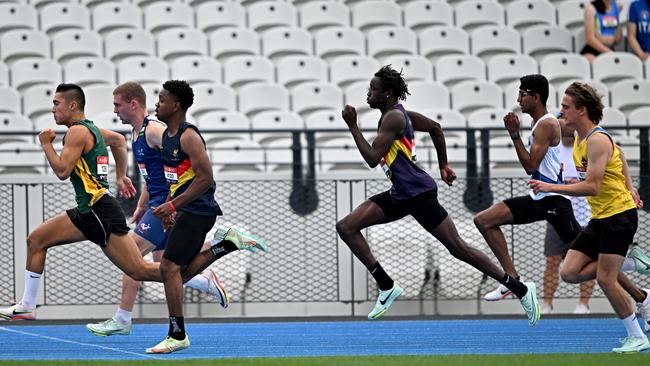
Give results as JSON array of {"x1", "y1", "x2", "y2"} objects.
[
  {"x1": 519, "y1": 74, "x2": 549, "y2": 105},
  {"x1": 55, "y1": 83, "x2": 85, "y2": 111},
  {"x1": 375, "y1": 65, "x2": 410, "y2": 101},
  {"x1": 162, "y1": 80, "x2": 194, "y2": 111}
]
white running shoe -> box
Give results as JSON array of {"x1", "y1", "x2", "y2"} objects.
[
  {"x1": 484, "y1": 283, "x2": 512, "y2": 301},
  {"x1": 541, "y1": 303, "x2": 553, "y2": 315},
  {"x1": 637, "y1": 288, "x2": 650, "y2": 332},
  {"x1": 573, "y1": 303, "x2": 590, "y2": 315},
  {"x1": 202, "y1": 268, "x2": 229, "y2": 309},
  {"x1": 0, "y1": 303, "x2": 36, "y2": 321}
]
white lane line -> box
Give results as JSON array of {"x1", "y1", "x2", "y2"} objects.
[{"x1": 0, "y1": 326, "x2": 165, "y2": 360}]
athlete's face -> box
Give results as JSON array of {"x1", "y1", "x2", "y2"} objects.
[
  {"x1": 155, "y1": 89, "x2": 177, "y2": 122},
  {"x1": 366, "y1": 76, "x2": 389, "y2": 109},
  {"x1": 560, "y1": 94, "x2": 581, "y2": 128},
  {"x1": 51, "y1": 92, "x2": 74, "y2": 125},
  {"x1": 517, "y1": 88, "x2": 536, "y2": 114},
  {"x1": 113, "y1": 94, "x2": 135, "y2": 125}
]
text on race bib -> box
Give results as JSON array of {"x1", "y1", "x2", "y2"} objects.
[{"x1": 164, "y1": 166, "x2": 178, "y2": 183}]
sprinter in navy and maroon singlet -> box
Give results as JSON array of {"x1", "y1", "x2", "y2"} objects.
[{"x1": 335, "y1": 66, "x2": 540, "y2": 326}]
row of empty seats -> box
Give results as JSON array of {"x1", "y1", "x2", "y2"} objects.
[
  {"x1": 3, "y1": 51, "x2": 649, "y2": 92},
  {"x1": 1, "y1": 23, "x2": 628, "y2": 68},
  {"x1": 2, "y1": 70, "x2": 649, "y2": 124},
  {"x1": 3, "y1": 103, "x2": 649, "y2": 149},
  {"x1": 0, "y1": 0, "x2": 615, "y2": 37}
]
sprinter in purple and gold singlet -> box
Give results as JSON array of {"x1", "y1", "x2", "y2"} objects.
[{"x1": 336, "y1": 66, "x2": 540, "y2": 326}]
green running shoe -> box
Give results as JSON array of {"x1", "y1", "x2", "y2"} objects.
[
  {"x1": 145, "y1": 335, "x2": 190, "y2": 354},
  {"x1": 629, "y1": 246, "x2": 650, "y2": 275},
  {"x1": 519, "y1": 282, "x2": 541, "y2": 327},
  {"x1": 612, "y1": 335, "x2": 650, "y2": 353},
  {"x1": 368, "y1": 283, "x2": 404, "y2": 320},
  {"x1": 86, "y1": 318, "x2": 132, "y2": 336},
  {"x1": 224, "y1": 227, "x2": 267, "y2": 253}
]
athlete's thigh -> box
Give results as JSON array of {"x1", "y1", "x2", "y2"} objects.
[
  {"x1": 102, "y1": 233, "x2": 149, "y2": 273},
  {"x1": 476, "y1": 201, "x2": 515, "y2": 227},
  {"x1": 562, "y1": 248, "x2": 595, "y2": 273},
  {"x1": 152, "y1": 250, "x2": 164, "y2": 262},
  {"x1": 130, "y1": 232, "x2": 156, "y2": 256},
  {"x1": 28, "y1": 212, "x2": 86, "y2": 249},
  {"x1": 345, "y1": 198, "x2": 393, "y2": 228}
]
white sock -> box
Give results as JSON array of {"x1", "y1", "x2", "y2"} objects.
[
  {"x1": 620, "y1": 257, "x2": 636, "y2": 272},
  {"x1": 20, "y1": 270, "x2": 41, "y2": 309},
  {"x1": 114, "y1": 308, "x2": 132, "y2": 324},
  {"x1": 622, "y1": 313, "x2": 645, "y2": 338},
  {"x1": 185, "y1": 274, "x2": 209, "y2": 292}
]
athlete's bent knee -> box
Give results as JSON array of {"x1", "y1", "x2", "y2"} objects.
[
  {"x1": 26, "y1": 233, "x2": 45, "y2": 254},
  {"x1": 560, "y1": 268, "x2": 579, "y2": 284},
  {"x1": 336, "y1": 218, "x2": 353, "y2": 237}
]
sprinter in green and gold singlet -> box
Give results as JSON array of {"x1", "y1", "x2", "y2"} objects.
[
  {"x1": 529, "y1": 81, "x2": 650, "y2": 353},
  {"x1": 67, "y1": 119, "x2": 110, "y2": 214},
  {"x1": 0, "y1": 84, "x2": 167, "y2": 322}
]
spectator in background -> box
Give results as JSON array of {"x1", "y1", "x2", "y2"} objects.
[
  {"x1": 580, "y1": 0, "x2": 624, "y2": 62},
  {"x1": 627, "y1": 0, "x2": 650, "y2": 61}
]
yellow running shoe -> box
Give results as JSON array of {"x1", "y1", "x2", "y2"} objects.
[{"x1": 145, "y1": 335, "x2": 190, "y2": 354}]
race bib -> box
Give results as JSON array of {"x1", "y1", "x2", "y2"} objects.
[
  {"x1": 379, "y1": 158, "x2": 392, "y2": 180},
  {"x1": 96, "y1": 156, "x2": 109, "y2": 178},
  {"x1": 576, "y1": 167, "x2": 587, "y2": 182},
  {"x1": 164, "y1": 166, "x2": 178, "y2": 183},
  {"x1": 138, "y1": 163, "x2": 148, "y2": 178}
]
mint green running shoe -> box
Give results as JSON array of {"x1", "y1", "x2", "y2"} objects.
[
  {"x1": 612, "y1": 335, "x2": 650, "y2": 353},
  {"x1": 224, "y1": 227, "x2": 267, "y2": 253},
  {"x1": 629, "y1": 246, "x2": 650, "y2": 275},
  {"x1": 519, "y1": 282, "x2": 540, "y2": 327},
  {"x1": 86, "y1": 318, "x2": 132, "y2": 336},
  {"x1": 368, "y1": 283, "x2": 404, "y2": 320}
]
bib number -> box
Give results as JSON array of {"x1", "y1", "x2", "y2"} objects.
[
  {"x1": 138, "y1": 163, "x2": 148, "y2": 178},
  {"x1": 379, "y1": 158, "x2": 392, "y2": 180},
  {"x1": 164, "y1": 166, "x2": 178, "y2": 183},
  {"x1": 96, "y1": 156, "x2": 108, "y2": 178},
  {"x1": 576, "y1": 167, "x2": 587, "y2": 182}
]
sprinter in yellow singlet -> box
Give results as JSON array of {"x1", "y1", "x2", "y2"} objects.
[{"x1": 529, "y1": 82, "x2": 650, "y2": 353}]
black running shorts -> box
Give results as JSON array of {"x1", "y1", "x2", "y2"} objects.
[
  {"x1": 66, "y1": 194, "x2": 130, "y2": 247},
  {"x1": 369, "y1": 189, "x2": 448, "y2": 231},
  {"x1": 571, "y1": 208, "x2": 638, "y2": 259},
  {"x1": 163, "y1": 211, "x2": 217, "y2": 266},
  {"x1": 504, "y1": 195, "x2": 581, "y2": 244}
]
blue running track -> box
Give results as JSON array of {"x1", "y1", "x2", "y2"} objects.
[{"x1": 0, "y1": 318, "x2": 646, "y2": 360}]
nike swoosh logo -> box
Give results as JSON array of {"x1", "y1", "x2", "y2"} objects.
[
  {"x1": 379, "y1": 289, "x2": 395, "y2": 305},
  {"x1": 29, "y1": 275, "x2": 39, "y2": 278},
  {"x1": 13, "y1": 310, "x2": 32, "y2": 315}
]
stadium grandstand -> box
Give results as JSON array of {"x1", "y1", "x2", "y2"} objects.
[{"x1": 1, "y1": 0, "x2": 650, "y2": 362}]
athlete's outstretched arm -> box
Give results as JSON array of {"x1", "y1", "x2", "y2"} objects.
[
  {"x1": 529, "y1": 133, "x2": 611, "y2": 196},
  {"x1": 100, "y1": 128, "x2": 135, "y2": 198},
  {"x1": 407, "y1": 110, "x2": 455, "y2": 186},
  {"x1": 342, "y1": 105, "x2": 403, "y2": 167},
  {"x1": 39, "y1": 126, "x2": 86, "y2": 180},
  {"x1": 156, "y1": 127, "x2": 212, "y2": 212}
]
